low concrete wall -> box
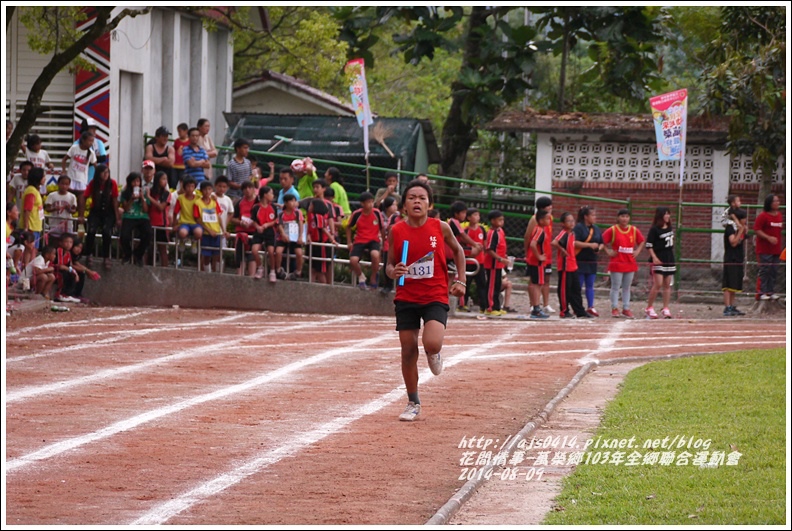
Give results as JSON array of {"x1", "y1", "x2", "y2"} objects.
[{"x1": 83, "y1": 265, "x2": 396, "y2": 316}]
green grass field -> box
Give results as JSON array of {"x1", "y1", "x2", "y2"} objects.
[{"x1": 543, "y1": 349, "x2": 787, "y2": 525}]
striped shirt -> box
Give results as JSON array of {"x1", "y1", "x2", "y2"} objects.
[
  {"x1": 182, "y1": 145, "x2": 208, "y2": 183},
  {"x1": 226, "y1": 157, "x2": 252, "y2": 199}
]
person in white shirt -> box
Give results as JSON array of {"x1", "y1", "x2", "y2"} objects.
[
  {"x1": 62, "y1": 131, "x2": 97, "y2": 224},
  {"x1": 25, "y1": 134, "x2": 55, "y2": 171},
  {"x1": 44, "y1": 175, "x2": 78, "y2": 239}
]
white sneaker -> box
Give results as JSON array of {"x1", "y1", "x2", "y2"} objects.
[
  {"x1": 269, "y1": 270, "x2": 277, "y2": 283},
  {"x1": 661, "y1": 307, "x2": 673, "y2": 319},
  {"x1": 760, "y1": 293, "x2": 772, "y2": 300},
  {"x1": 427, "y1": 353, "x2": 443, "y2": 375},
  {"x1": 191, "y1": 241, "x2": 199, "y2": 255},
  {"x1": 543, "y1": 305, "x2": 556, "y2": 314},
  {"x1": 399, "y1": 402, "x2": 421, "y2": 422},
  {"x1": 645, "y1": 307, "x2": 659, "y2": 319},
  {"x1": 770, "y1": 293, "x2": 780, "y2": 300}
]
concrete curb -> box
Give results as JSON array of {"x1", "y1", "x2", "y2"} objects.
[{"x1": 425, "y1": 347, "x2": 784, "y2": 525}]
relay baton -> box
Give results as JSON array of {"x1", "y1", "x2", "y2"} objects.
[{"x1": 398, "y1": 241, "x2": 409, "y2": 286}]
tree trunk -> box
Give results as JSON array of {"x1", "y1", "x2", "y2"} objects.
[
  {"x1": 438, "y1": 6, "x2": 490, "y2": 185},
  {"x1": 558, "y1": 15, "x2": 570, "y2": 113},
  {"x1": 757, "y1": 162, "x2": 774, "y2": 205}
]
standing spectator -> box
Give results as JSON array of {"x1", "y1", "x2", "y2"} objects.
[
  {"x1": 524, "y1": 196, "x2": 555, "y2": 313},
  {"x1": 44, "y1": 175, "x2": 78, "y2": 241},
  {"x1": 324, "y1": 166, "x2": 350, "y2": 216},
  {"x1": 231, "y1": 181, "x2": 260, "y2": 276},
  {"x1": 574, "y1": 206, "x2": 604, "y2": 316},
  {"x1": 182, "y1": 127, "x2": 210, "y2": 184},
  {"x1": 551, "y1": 212, "x2": 590, "y2": 319},
  {"x1": 25, "y1": 134, "x2": 55, "y2": 171},
  {"x1": 9, "y1": 161, "x2": 33, "y2": 207},
  {"x1": 644, "y1": 207, "x2": 676, "y2": 319},
  {"x1": 78, "y1": 118, "x2": 108, "y2": 183},
  {"x1": 306, "y1": 198, "x2": 336, "y2": 285},
  {"x1": 346, "y1": 191, "x2": 386, "y2": 290},
  {"x1": 324, "y1": 187, "x2": 345, "y2": 238},
  {"x1": 62, "y1": 130, "x2": 97, "y2": 225},
  {"x1": 377, "y1": 196, "x2": 399, "y2": 293},
  {"x1": 526, "y1": 210, "x2": 551, "y2": 319},
  {"x1": 144, "y1": 126, "x2": 175, "y2": 185},
  {"x1": 602, "y1": 208, "x2": 645, "y2": 319},
  {"x1": 753, "y1": 193, "x2": 784, "y2": 300},
  {"x1": 226, "y1": 138, "x2": 253, "y2": 201},
  {"x1": 373, "y1": 172, "x2": 401, "y2": 209},
  {"x1": 21, "y1": 167, "x2": 46, "y2": 249},
  {"x1": 276, "y1": 167, "x2": 300, "y2": 205},
  {"x1": 250, "y1": 186, "x2": 279, "y2": 281},
  {"x1": 197, "y1": 118, "x2": 218, "y2": 181},
  {"x1": 723, "y1": 208, "x2": 748, "y2": 316},
  {"x1": 462, "y1": 207, "x2": 487, "y2": 312},
  {"x1": 294, "y1": 157, "x2": 318, "y2": 201},
  {"x1": 194, "y1": 181, "x2": 225, "y2": 273},
  {"x1": 119, "y1": 172, "x2": 151, "y2": 267},
  {"x1": 147, "y1": 171, "x2": 172, "y2": 267},
  {"x1": 83, "y1": 164, "x2": 120, "y2": 270},
  {"x1": 447, "y1": 201, "x2": 482, "y2": 275},
  {"x1": 483, "y1": 210, "x2": 509, "y2": 316},
  {"x1": 172, "y1": 123, "x2": 190, "y2": 189}
]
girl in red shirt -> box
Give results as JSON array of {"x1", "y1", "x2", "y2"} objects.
[
  {"x1": 602, "y1": 209, "x2": 645, "y2": 318},
  {"x1": 386, "y1": 180, "x2": 466, "y2": 422}
]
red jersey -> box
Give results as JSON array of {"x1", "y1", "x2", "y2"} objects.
[
  {"x1": 277, "y1": 208, "x2": 303, "y2": 243},
  {"x1": 391, "y1": 217, "x2": 449, "y2": 305},
  {"x1": 526, "y1": 226, "x2": 547, "y2": 266},
  {"x1": 173, "y1": 138, "x2": 190, "y2": 167},
  {"x1": 543, "y1": 222, "x2": 553, "y2": 265},
  {"x1": 234, "y1": 197, "x2": 258, "y2": 234},
  {"x1": 348, "y1": 208, "x2": 385, "y2": 244},
  {"x1": 754, "y1": 211, "x2": 784, "y2": 255},
  {"x1": 148, "y1": 188, "x2": 171, "y2": 227},
  {"x1": 308, "y1": 210, "x2": 330, "y2": 243},
  {"x1": 602, "y1": 225, "x2": 645, "y2": 273},
  {"x1": 554, "y1": 230, "x2": 578, "y2": 272},
  {"x1": 466, "y1": 225, "x2": 487, "y2": 264},
  {"x1": 484, "y1": 226, "x2": 507, "y2": 270}
]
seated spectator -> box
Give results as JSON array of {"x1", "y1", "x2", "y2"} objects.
[
  {"x1": 52, "y1": 232, "x2": 81, "y2": 303},
  {"x1": 250, "y1": 186, "x2": 279, "y2": 281},
  {"x1": 23, "y1": 244, "x2": 56, "y2": 299},
  {"x1": 44, "y1": 175, "x2": 78, "y2": 243},
  {"x1": 194, "y1": 181, "x2": 225, "y2": 273},
  {"x1": 232, "y1": 181, "x2": 260, "y2": 277},
  {"x1": 213, "y1": 176, "x2": 235, "y2": 265},
  {"x1": 346, "y1": 191, "x2": 386, "y2": 290},
  {"x1": 63, "y1": 236, "x2": 99, "y2": 302},
  {"x1": 172, "y1": 177, "x2": 202, "y2": 259},
  {"x1": 275, "y1": 193, "x2": 304, "y2": 281},
  {"x1": 147, "y1": 171, "x2": 172, "y2": 267},
  {"x1": 119, "y1": 172, "x2": 151, "y2": 267}
]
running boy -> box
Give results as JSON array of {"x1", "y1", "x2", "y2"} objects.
[
  {"x1": 346, "y1": 191, "x2": 386, "y2": 290},
  {"x1": 386, "y1": 179, "x2": 466, "y2": 421},
  {"x1": 484, "y1": 210, "x2": 509, "y2": 316},
  {"x1": 551, "y1": 212, "x2": 590, "y2": 318}
]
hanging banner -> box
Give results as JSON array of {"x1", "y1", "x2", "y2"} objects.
[
  {"x1": 345, "y1": 58, "x2": 372, "y2": 154},
  {"x1": 650, "y1": 88, "x2": 687, "y2": 186}
]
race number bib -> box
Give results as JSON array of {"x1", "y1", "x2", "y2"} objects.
[
  {"x1": 285, "y1": 221, "x2": 299, "y2": 242},
  {"x1": 617, "y1": 246, "x2": 634, "y2": 254},
  {"x1": 241, "y1": 216, "x2": 252, "y2": 226},
  {"x1": 404, "y1": 251, "x2": 435, "y2": 279},
  {"x1": 202, "y1": 210, "x2": 218, "y2": 224}
]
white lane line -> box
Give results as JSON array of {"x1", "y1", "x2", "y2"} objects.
[
  {"x1": 6, "y1": 333, "x2": 391, "y2": 473},
  {"x1": 578, "y1": 320, "x2": 629, "y2": 365},
  {"x1": 130, "y1": 324, "x2": 528, "y2": 525},
  {"x1": 472, "y1": 339, "x2": 786, "y2": 361},
  {"x1": 4, "y1": 309, "x2": 167, "y2": 338},
  {"x1": 5, "y1": 316, "x2": 353, "y2": 404},
  {"x1": 5, "y1": 313, "x2": 249, "y2": 364}
]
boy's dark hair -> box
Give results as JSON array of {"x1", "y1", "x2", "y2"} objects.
[
  {"x1": 7, "y1": 202, "x2": 16, "y2": 215},
  {"x1": 41, "y1": 244, "x2": 56, "y2": 256},
  {"x1": 241, "y1": 181, "x2": 255, "y2": 191},
  {"x1": 616, "y1": 208, "x2": 630, "y2": 217},
  {"x1": 214, "y1": 175, "x2": 229, "y2": 185},
  {"x1": 311, "y1": 197, "x2": 328, "y2": 215},
  {"x1": 59, "y1": 232, "x2": 75, "y2": 243},
  {"x1": 466, "y1": 207, "x2": 479, "y2": 218},
  {"x1": 559, "y1": 211, "x2": 574, "y2": 223},
  {"x1": 313, "y1": 179, "x2": 328, "y2": 189},
  {"x1": 233, "y1": 138, "x2": 249, "y2": 150},
  {"x1": 258, "y1": 186, "x2": 272, "y2": 199},
  {"x1": 400, "y1": 179, "x2": 434, "y2": 207},
  {"x1": 280, "y1": 167, "x2": 294, "y2": 178},
  {"x1": 182, "y1": 177, "x2": 197, "y2": 189},
  {"x1": 188, "y1": 127, "x2": 200, "y2": 137},
  {"x1": 323, "y1": 187, "x2": 335, "y2": 198},
  {"x1": 72, "y1": 236, "x2": 83, "y2": 247},
  {"x1": 177, "y1": 122, "x2": 189, "y2": 131},
  {"x1": 733, "y1": 208, "x2": 748, "y2": 220},
  {"x1": 26, "y1": 134, "x2": 41, "y2": 149},
  {"x1": 488, "y1": 209, "x2": 503, "y2": 221},
  {"x1": 28, "y1": 167, "x2": 45, "y2": 187},
  {"x1": 283, "y1": 193, "x2": 297, "y2": 203},
  {"x1": 381, "y1": 196, "x2": 396, "y2": 211},
  {"x1": 199, "y1": 181, "x2": 213, "y2": 192},
  {"x1": 535, "y1": 196, "x2": 552, "y2": 210},
  {"x1": 57, "y1": 175, "x2": 71, "y2": 185},
  {"x1": 535, "y1": 209, "x2": 550, "y2": 222},
  {"x1": 79, "y1": 131, "x2": 94, "y2": 144},
  {"x1": 384, "y1": 171, "x2": 398, "y2": 181},
  {"x1": 19, "y1": 160, "x2": 34, "y2": 170},
  {"x1": 763, "y1": 194, "x2": 778, "y2": 212},
  {"x1": 726, "y1": 194, "x2": 739, "y2": 207},
  {"x1": 450, "y1": 201, "x2": 467, "y2": 215},
  {"x1": 359, "y1": 191, "x2": 375, "y2": 203},
  {"x1": 428, "y1": 208, "x2": 440, "y2": 218}
]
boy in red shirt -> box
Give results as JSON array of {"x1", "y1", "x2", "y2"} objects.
[
  {"x1": 527, "y1": 210, "x2": 552, "y2": 319},
  {"x1": 551, "y1": 212, "x2": 591, "y2": 319},
  {"x1": 232, "y1": 181, "x2": 260, "y2": 277},
  {"x1": 602, "y1": 209, "x2": 645, "y2": 318},
  {"x1": 753, "y1": 193, "x2": 783, "y2": 300},
  {"x1": 386, "y1": 180, "x2": 466, "y2": 421},
  {"x1": 484, "y1": 210, "x2": 509, "y2": 316},
  {"x1": 250, "y1": 186, "x2": 279, "y2": 281},
  {"x1": 346, "y1": 191, "x2": 386, "y2": 290},
  {"x1": 523, "y1": 196, "x2": 555, "y2": 313}
]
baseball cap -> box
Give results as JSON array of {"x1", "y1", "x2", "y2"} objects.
[
  {"x1": 155, "y1": 126, "x2": 171, "y2": 137},
  {"x1": 142, "y1": 160, "x2": 155, "y2": 169},
  {"x1": 85, "y1": 118, "x2": 99, "y2": 128},
  {"x1": 290, "y1": 159, "x2": 305, "y2": 172}
]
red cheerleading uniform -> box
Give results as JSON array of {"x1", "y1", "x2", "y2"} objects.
[{"x1": 391, "y1": 217, "x2": 449, "y2": 305}]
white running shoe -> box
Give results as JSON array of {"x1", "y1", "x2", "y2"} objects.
[
  {"x1": 543, "y1": 305, "x2": 556, "y2": 314},
  {"x1": 254, "y1": 266, "x2": 264, "y2": 279},
  {"x1": 645, "y1": 307, "x2": 659, "y2": 319},
  {"x1": 399, "y1": 402, "x2": 422, "y2": 421},
  {"x1": 661, "y1": 307, "x2": 673, "y2": 319},
  {"x1": 269, "y1": 270, "x2": 277, "y2": 283},
  {"x1": 427, "y1": 353, "x2": 443, "y2": 375}
]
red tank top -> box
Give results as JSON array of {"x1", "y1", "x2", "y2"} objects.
[{"x1": 391, "y1": 217, "x2": 449, "y2": 305}]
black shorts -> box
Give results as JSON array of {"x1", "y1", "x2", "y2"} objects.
[
  {"x1": 251, "y1": 231, "x2": 276, "y2": 248},
  {"x1": 153, "y1": 226, "x2": 170, "y2": 243},
  {"x1": 394, "y1": 300, "x2": 449, "y2": 331},
  {"x1": 543, "y1": 263, "x2": 552, "y2": 276},
  {"x1": 722, "y1": 264, "x2": 744, "y2": 292},
  {"x1": 311, "y1": 243, "x2": 330, "y2": 271},
  {"x1": 526, "y1": 265, "x2": 545, "y2": 285},
  {"x1": 351, "y1": 241, "x2": 380, "y2": 258},
  {"x1": 651, "y1": 263, "x2": 677, "y2": 277}
]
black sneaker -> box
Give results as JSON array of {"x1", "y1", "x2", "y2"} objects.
[
  {"x1": 723, "y1": 306, "x2": 736, "y2": 316},
  {"x1": 731, "y1": 306, "x2": 745, "y2": 316}
]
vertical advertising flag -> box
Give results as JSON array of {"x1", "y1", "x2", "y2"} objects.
[
  {"x1": 345, "y1": 58, "x2": 373, "y2": 154},
  {"x1": 649, "y1": 89, "x2": 688, "y2": 185}
]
